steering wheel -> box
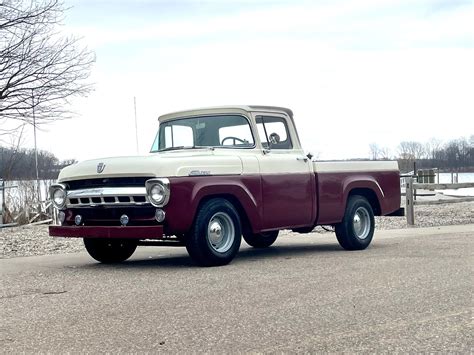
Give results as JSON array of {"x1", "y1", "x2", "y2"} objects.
[
  {"x1": 269, "y1": 133, "x2": 280, "y2": 145},
  {"x1": 221, "y1": 136, "x2": 246, "y2": 145}
]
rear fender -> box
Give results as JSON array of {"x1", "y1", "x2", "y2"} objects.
[{"x1": 343, "y1": 176, "x2": 384, "y2": 214}]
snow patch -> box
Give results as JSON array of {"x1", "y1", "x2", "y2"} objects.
[{"x1": 437, "y1": 188, "x2": 474, "y2": 197}]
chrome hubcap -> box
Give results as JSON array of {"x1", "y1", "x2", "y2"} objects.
[
  {"x1": 207, "y1": 212, "x2": 235, "y2": 253},
  {"x1": 353, "y1": 207, "x2": 371, "y2": 239}
]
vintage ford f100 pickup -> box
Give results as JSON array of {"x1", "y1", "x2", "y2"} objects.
[{"x1": 49, "y1": 106, "x2": 402, "y2": 266}]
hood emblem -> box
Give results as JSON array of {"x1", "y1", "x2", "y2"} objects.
[{"x1": 97, "y1": 163, "x2": 106, "y2": 173}]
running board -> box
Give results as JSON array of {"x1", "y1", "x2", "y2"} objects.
[{"x1": 137, "y1": 240, "x2": 185, "y2": 247}]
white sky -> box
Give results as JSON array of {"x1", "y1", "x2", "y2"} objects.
[{"x1": 17, "y1": 0, "x2": 474, "y2": 161}]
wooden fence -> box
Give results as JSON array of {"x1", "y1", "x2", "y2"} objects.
[{"x1": 405, "y1": 177, "x2": 474, "y2": 225}]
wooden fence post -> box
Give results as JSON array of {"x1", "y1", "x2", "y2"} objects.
[{"x1": 406, "y1": 177, "x2": 415, "y2": 226}]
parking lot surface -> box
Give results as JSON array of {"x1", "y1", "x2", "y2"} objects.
[{"x1": 1, "y1": 225, "x2": 473, "y2": 352}]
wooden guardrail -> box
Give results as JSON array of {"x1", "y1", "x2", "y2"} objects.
[
  {"x1": 405, "y1": 177, "x2": 474, "y2": 225},
  {"x1": 413, "y1": 182, "x2": 473, "y2": 190}
]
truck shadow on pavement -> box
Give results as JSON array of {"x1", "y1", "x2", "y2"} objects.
[{"x1": 82, "y1": 242, "x2": 381, "y2": 269}]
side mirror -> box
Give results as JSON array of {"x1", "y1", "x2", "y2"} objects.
[{"x1": 306, "y1": 152, "x2": 314, "y2": 160}]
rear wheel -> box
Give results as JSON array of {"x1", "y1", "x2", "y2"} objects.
[
  {"x1": 243, "y1": 231, "x2": 279, "y2": 248},
  {"x1": 335, "y1": 195, "x2": 375, "y2": 250},
  {"x1": 185, "y1": 198, "x2": 242, "y2": 266},
  {"x1": 83, "y1": 238, "x2": 137, "y2": 263}
]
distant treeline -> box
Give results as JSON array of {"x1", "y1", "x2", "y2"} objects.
[
  {"x1": 2, "y1": 135, "x2": 473, "y2": 179},
  {"x1": 0, "y1": 146, "x2": 75, "y2": 180},
  {"x1": 370, "y1": 136, "x2": 474, "y2": 173}
]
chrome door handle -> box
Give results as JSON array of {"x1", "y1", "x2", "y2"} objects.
[{"x1": 296, "y1": 157, "x2": 308, "y2": 162}]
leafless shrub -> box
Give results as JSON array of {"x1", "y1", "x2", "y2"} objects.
[{"x1": 2, "y1": 178, "x2": 54, "y2": 223}]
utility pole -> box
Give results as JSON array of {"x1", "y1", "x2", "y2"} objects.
[
  {"x1": 0, "y1": 179, "x2": 4, "y2": 225},
  {"x1": 32, "y1": 89, "x2": 40, "y2": 203},
  {"x1": 134, "y1": 96, "x2": 139, "y2": 155}
]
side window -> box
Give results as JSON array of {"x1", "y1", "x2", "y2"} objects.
[
  {"x1": 163, "y1": 125, "x2": 194, "y2": 148},
  {"x1": 256, "y1": 116, "x2": 293, "y2": 150}
]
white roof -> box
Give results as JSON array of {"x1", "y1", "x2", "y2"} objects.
[{"x1": 158, "y1": 105, "x2": 293, "y2": 122}]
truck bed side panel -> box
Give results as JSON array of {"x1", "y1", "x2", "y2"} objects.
[{"x1": 316, "y1": 170, "x2": 401, "y2": 225}]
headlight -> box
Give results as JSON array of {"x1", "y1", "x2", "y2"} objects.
[
  {"x1": 50, "y1": 184, "x2": 67, "y2": 209},
  {"x1": 145, "y1": 178, "x2": 170, "y2": 207},
  {"x1": 150, "y1": 184, "x2": 165, "y2": 204}
]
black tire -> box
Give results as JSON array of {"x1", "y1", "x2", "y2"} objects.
[
  {"x1": 243, "y1": 230, "x2": 279, "y2": 248},
  {"x1": 185, "y1": 198, "x2": 242, "y2": 266},
  {"x1": 335, "y1": 195, "x2": 375, "y2": 250},
  {"x1": 83, "y1": 238, "x2": 137, "y2": 263}
]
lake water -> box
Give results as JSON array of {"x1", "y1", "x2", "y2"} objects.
[
  {"x1": 436, "y1": 173, "x2": 474, "y2": 197},
  {"x1": 401, "y1": 173, "x2": 474, "y2": 197},
  {"x1": 438, "y1": 173, "x2": 474, "y2": 184}
]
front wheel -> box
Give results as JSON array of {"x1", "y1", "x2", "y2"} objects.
[
  {"x1": 335, "y1": 195, "x2": 375, "y2": 250},
  {"x1": 243, "y1": 231, "x2": 279, "y2": 248},
  {"x1": 83, "y1": 238, "x2": 137, "y2": 263},
  {"x1": 185, "y1": 198, "x2": 242, "y2": 266}
]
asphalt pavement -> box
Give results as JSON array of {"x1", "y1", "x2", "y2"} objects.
[{"x1": 1, "y1": 225, "x2": 473, "y2": 353}]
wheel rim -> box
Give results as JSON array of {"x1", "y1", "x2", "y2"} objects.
[
  {"x1": 353, "y1": 207, "x2": 371, "y2": 240},
  {"x1": 207, "y1": 212, "x2": 235, "y2": 253}
]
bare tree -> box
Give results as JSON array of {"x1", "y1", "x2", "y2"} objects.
[
  {"x1": 369, "y1": 142, "x2": 379, "y2": 160},
  {"x1": 0, "y1": 0, "x2": 94, "y2": 129},
  {"x1": 379, "y1": 146, "x2": 390, "y2": 160},
  {"x1": 425, "y1": 138, "x2": 442, "y2": 160},
  {"x1": 369, "y1": 143, "x2": 391, "y2": 160},
  {"x1": 397, "y1": 141, "x2": 425, "y2": 160},
  {"x1": 0, "y1": 122, "x2": 25, "y2": 179}
]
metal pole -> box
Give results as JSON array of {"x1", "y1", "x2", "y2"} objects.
[
  {"x1": 413, "y1": 161, "x2": 417, "y2": 201},
  {"x1": 405, "y1": 177, "x2": 415, "y2": 226},
  {"x1": 134, "y1": 96, "x2": 139, "y2": 155},
  {"x1": 0, "y1": 179, "x2": 4, "y2": 225},
  {"x1": 32, "y1": 90, "x2": 40, "y2": 203}
]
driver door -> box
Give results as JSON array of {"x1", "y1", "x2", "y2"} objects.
[{"x1": 254, "y1": 114, "x2": 315, "y2": 230}]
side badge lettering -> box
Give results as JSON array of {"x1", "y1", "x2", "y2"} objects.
[{"x1": 189, "y1": 170, "x2": 211, "y2": 176}]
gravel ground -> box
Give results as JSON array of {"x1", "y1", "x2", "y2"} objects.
[{"x1": 1, "y1": 201, "x2": 473, "y2": 259}]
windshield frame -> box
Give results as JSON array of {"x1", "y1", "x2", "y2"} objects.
[{"x1": 150, "y1": 114, "x2": 256, "y2": 153}]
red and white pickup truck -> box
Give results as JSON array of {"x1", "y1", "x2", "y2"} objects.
[{"x1": 49, "y1": 106, "x2": 402, "y2": 266}]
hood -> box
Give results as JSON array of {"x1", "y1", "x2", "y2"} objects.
[{"x1": 58, "y1": 150, "x2": 243, "y2": 182}]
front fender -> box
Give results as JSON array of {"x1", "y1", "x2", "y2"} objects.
[{"x1": 163, "y1": 175, "x2": 262, "y2": 235}]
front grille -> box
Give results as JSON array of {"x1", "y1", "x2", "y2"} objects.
[
  {"x1": 66, "y1": 187, "x2": 149, "y2": 208},
  {"x1": 64, "y1": 177, "x2": 153, "y2": 190},
  {"x1": 62, "y1": 177, "x2": 155, "y2": 208}
]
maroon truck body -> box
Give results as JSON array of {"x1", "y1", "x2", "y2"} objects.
[{"x1": 50, "y1": 170, "x2": 400, "y2": 239}]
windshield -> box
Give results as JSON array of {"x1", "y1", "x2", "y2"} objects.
[{"x1": 150, "y1": 115, "x2": 255, "y2": 152}]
